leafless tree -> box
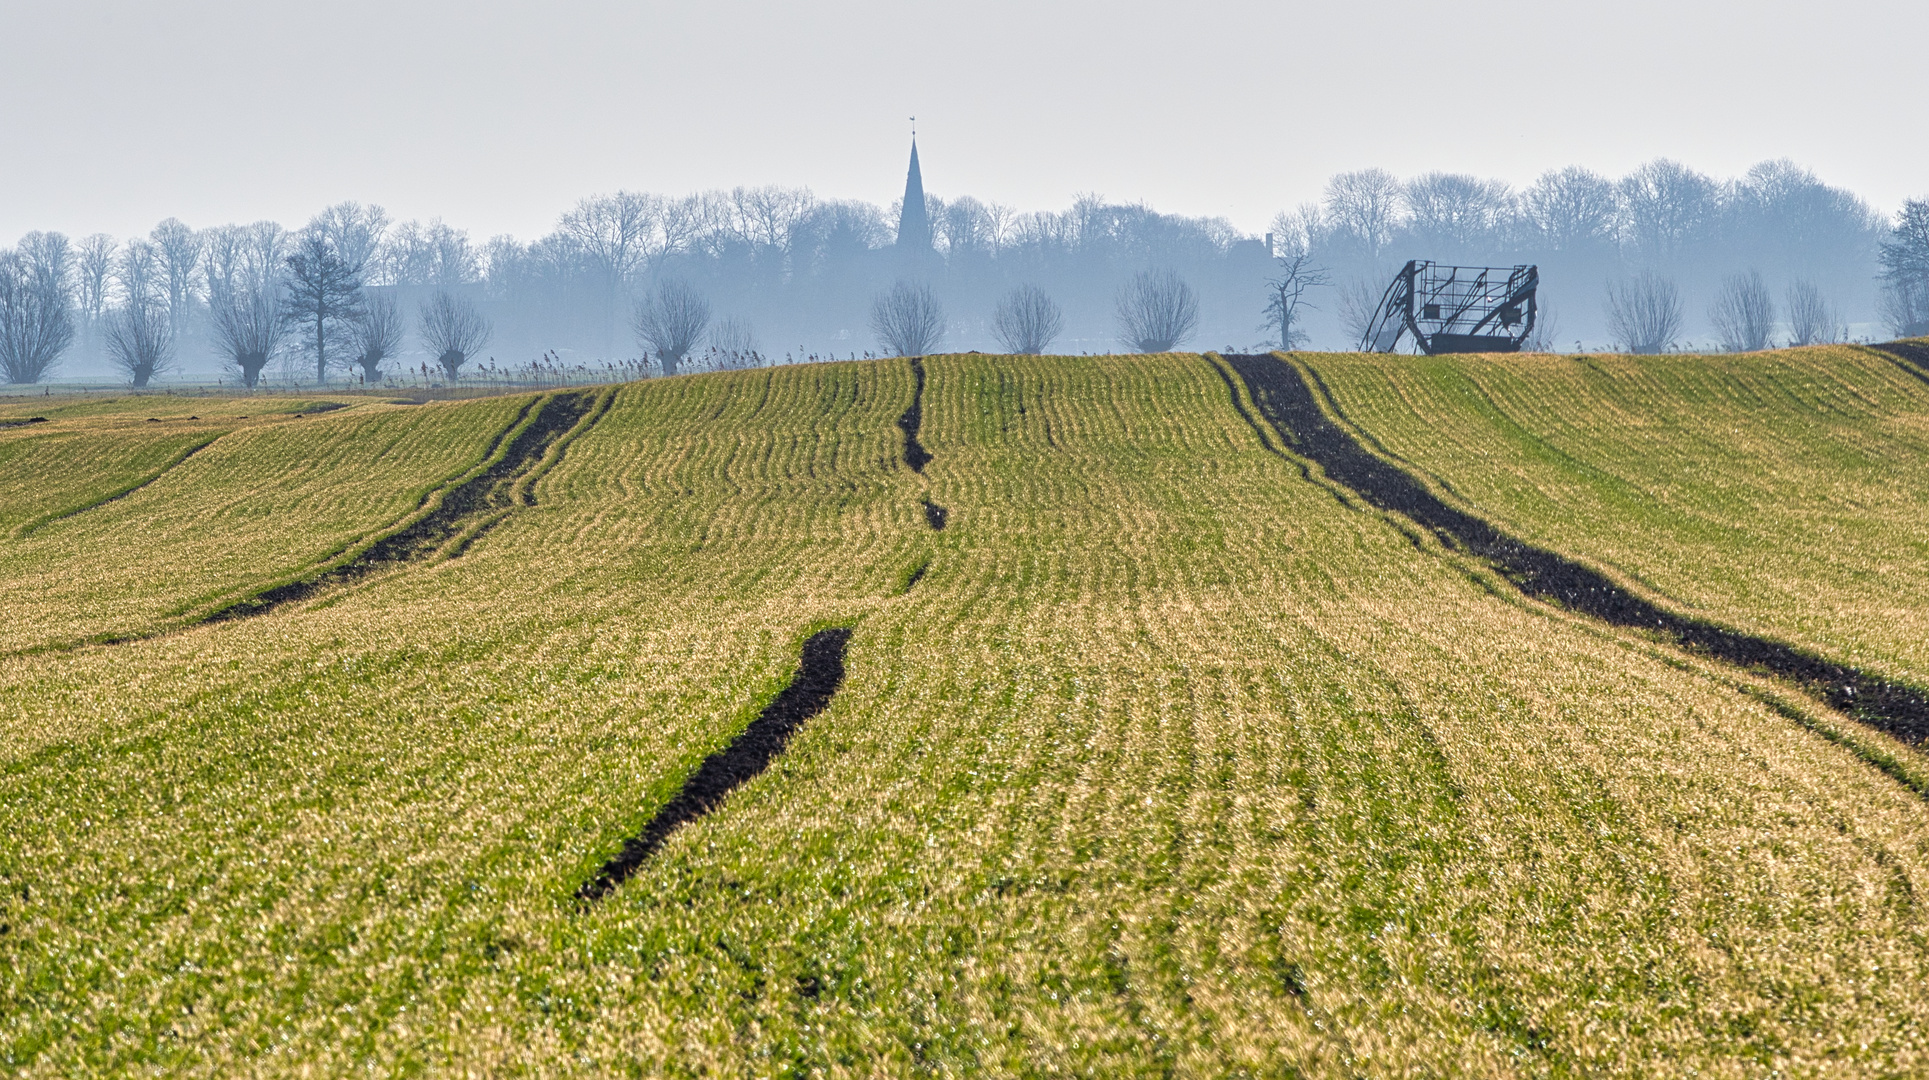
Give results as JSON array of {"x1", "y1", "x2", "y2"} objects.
[
  {"x1": 1784, "y1": 280, "x2": 1844, "y2": 346},
  {"x1": 1322, "y1": 169, "x2": 1403, "y2": 258},
  {"x1": 382, "y1": 219, "x2": 481, "y2": 286},
  {"x1": 992, "y1": 284, "x2": 1063, "y2": 354},
  {"x1": 1619, "y1": 159, "x2": 1718, "y2": 262},
  {"x1": 305, "y1": 202, "x2": 388, "y2": 279},
  {"x1": 1401, "y1": 173, "x2": 1514, "y2": 255},
  {"x1": 1708, "y1": 271, "x2": 1776, "y2": 352},
  {"x1": 0, "y1": 250, "x2": 75, "y2": 383},
  {"x1": 116, "y1": 240, "x2": 166, "y2": 314},
  {"x1": 1522, "y1": 167, "x2": 1619, "y2": 251},
  {"x1": 350, "y1": 295, "x2": 405, "y2": 382},
  {"x1": 1260, "y1": 251, "x2": 1328, "y2": 351},
  {"x1": 1523, "y1": 303, "x2": 1563, "y2": 352},
  {"x1": 1877, "y1": 281, "x2": 1929, "y2": 339},
  {"x1": 870, "y1": 280, "x2": 944, "y2": 357},
  {"x1": 418, "y1": 291, "x2": 491, "y2": 380},
  {"x1": 1336, "y1": 277, "x2": 1383, "y2": 348},
  {"x1": 631, "y1": 279, "x2": 711, "y2": 376},
  {"x1": 1879, "y1": 199, "x2": 1929, "y2": 338},
  {"x1": 149, "y1": 218, "x2": 205, "y2": 329},
  {"x1": 1115, "y1": 269, "x2": 1199, "y2": 353},
  {"x1": 210, "y1": 284, "x2": 285, "y2": 388},
  {"x1": 703, "y1": 316, "x2": 762, "y2": 369},
  {"x1": 75, "y1": 234, "x2": 116, "y2": 324},
  {"x1": 104, "y1": 301, "x2": 174, "y2": 387},
  {"x1": 1605, "y1": 272, "x2": 1684, "y2": 354}
]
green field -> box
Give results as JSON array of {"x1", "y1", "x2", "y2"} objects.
[{"x1": 5, "y1": 351, "x2": 1929, "y2": 1076}]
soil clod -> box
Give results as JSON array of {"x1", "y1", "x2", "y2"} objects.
[
  {"x1": 1223, "y1": 353, "x2": 1929, "y2": 745},
  {"x1": 922, "y1": 499, "x2": 948, "y2": 531},
  {"x1": 578, "y1": 627, "x2": 852, "y2": 901}
]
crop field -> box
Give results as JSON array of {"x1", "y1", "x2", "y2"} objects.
[
  {"x1": 1297, "y1": 346, "x2": 1929, "y2": 688},
  {"x1": 5, "y1": 352, "x2": 1929, "y2": 1076}
]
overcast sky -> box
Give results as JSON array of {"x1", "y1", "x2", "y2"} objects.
[{"x1": 3, "y1": 0, "x2": 1922, "y2": 245}]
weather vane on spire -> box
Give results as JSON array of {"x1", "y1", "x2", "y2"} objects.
[{"x1": 909, "y1": 116, "x2": 916, "y2": 139}]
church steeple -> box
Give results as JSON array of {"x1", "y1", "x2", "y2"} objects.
[{"x1": 895, "y1": 137, "x2": 932, "y2": 253}]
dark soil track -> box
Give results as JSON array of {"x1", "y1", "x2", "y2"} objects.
[
  {"x1": 1873, "y1": 340, "x2": 1929, "y2": 383},
  {"x1": 898, "y1": 357, "x2": 932, "y2": 472},
  {"x1": 579, "y1": 628, "x2": 852, "y2": 901},
  {"x1": 210, "y1": 391, "x2": 597, "y2": 621},
  {"x1": 922, "y1": 499, "x2": 948, "y2": 531},
  {"x1": 1221, "y1": 353, "x2": 1929, "y2": 746}
]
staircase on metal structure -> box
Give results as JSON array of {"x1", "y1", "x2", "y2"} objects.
[{"x1": 1359, "y1": 261, "x2": 1539, "y2": 354}]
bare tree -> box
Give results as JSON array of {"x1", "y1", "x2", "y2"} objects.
[
  {"x1": 1336, "y1": 277, "x2": 1383, "y2": 349},
  {"x1": 210, "y1": 284, "x2": 285, "y2": 388},
  {"x1": 1877, "y1": 281, "x2": 1929, "y2": 339},
  {"x1": 1523, "y1": 303, "x2": 1563, "y2": 353},
  {"x1": 350, "y1": 295, "x2": 405, "y2": 383},
  {"x1": 149, "y1": 218, "x2": 205, "y2": 330},
  {"x1": 1115, "y1": 269, "x2": 1199, "y2": 353},
  {"x1": 75, "y1": 234, "x2": 117, "y2": 324},
  {"x1": 1708, "y1": 271, "x2": 1776, "y2": 352},
  {"x1": 283, "y1": 234, "x2": 366, "y2": 382},
  {"x1": 1879, "y1": 199, "x2": 1929, "y2": 338},
  {"x1": 1605, "y1": 272, "x2": 1684, "y2": 354},
  {"x1": 1522, "y1": 167, "x2": 1619, "y2": 251},
  {"x1": 1784, "y1": 280, "x2": 1844, "y2": 346},
  {"x1": 631, "y1": 279, "x2": 711, "y2": 376},
  {"x1": 870, "y1": 280, "x2": 944, "y2": 357},
  {"x1": 1619, "y1": 159, "x2": 1718, "y2": 262},
  {"x1": 706, "y1": 316, "x2": 761, "y2": 369},
  {"x1": 305, "y1": 202, "x2": 388, "y2": 279},
  {"x1": 418, "y1": 291, "x2": 491, "y2": 380},
  {"x1": 1260, "y1": 251, "x2": 1328, "y2": 351},
  {"x1": 1322, "y1": 169, "x2": 1403, "y2": 258},
  {"x1": 104, "y1": 301, "x2": 173, "y2": 387},
  {"x1": 382, "y1": 219, "x2": 482, "y2": 287},
  {"x1": 1401, "y1": 173, "x2": 1514, "y2": 256},
  {"x1": 992, "y1": 284, "x2": 1063, "y2": 354},
  {"x1": 0, "y1": 251, "x2": 75, "y2": 384}
]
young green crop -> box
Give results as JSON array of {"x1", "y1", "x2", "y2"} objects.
[
  {"x1": 1300, "y1": 346, "x2": 1929, "y2": 686},
  {"x1": 3, "y1": 355, "x2": 1929, "y2": 1076}
]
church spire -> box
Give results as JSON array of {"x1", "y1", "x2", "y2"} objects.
[{"x1": 895, "y1": 135, "x2": 932, "y2": 253}]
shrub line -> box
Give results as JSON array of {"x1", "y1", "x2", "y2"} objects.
[{"x1": 1220, "y1": 352, "x2": 1929, "y2": 748}]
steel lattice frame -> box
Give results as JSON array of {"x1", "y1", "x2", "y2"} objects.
[{"x1": 1360, "y1": 261, "x2": 1539, "y2": 354}]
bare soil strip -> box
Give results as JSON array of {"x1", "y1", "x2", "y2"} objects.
[
  {"x1": 1221, "y1": 353, "x2": 1929, "y2": 746},
  {"x1": 18, "y1": 433, "x2": 224, "y2": 537},
  {"x1": 578, "y1": 627, "x2": 852, "y2": 901},
  {"x1": 1872, "y1": 340, "x2": 1929, "y2": 384},
  {"x1": 897, "y1": 357, "x2": 932, "y2": 472},
  {"x1": 209, "y1": 392, "x2": 598, "y2": 622},
  {"x1": 0, "y1": 416, "x2": 48, "y2": 429}
]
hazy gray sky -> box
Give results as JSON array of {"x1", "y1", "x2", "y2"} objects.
[{"x1": 3, "y1": 0, "x2": 1922, "y2": 244}]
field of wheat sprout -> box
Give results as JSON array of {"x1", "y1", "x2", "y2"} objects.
[{"x1": 3, "y1": 351, "x2": 1929, "y2": 1077}]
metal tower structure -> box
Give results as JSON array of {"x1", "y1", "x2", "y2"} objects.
[{"x1": 1359, "y1": 261, "x2": 1539, "y2": 354}]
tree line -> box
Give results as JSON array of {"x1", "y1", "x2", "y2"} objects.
[{"x1": 2, "y1": 158, "x2": 1925, "y2": 385}]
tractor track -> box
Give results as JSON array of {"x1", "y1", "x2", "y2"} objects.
[
  {"x1": 578, "y1": 628, "x2": 852, "y2": 901},
  {"x1": 18, "y1": 433, "x2": 224, "y2": 538},
  {"x1": 207, "y1": 390, "x2": 602, "y2": 622},
  {"x1": 1219, "y1": 352, "x2": 1929, "y2": 747}
]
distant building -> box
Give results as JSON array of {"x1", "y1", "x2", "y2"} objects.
[{"x1": 895, "y1": 139, "x2": 933, "y2": 264}]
